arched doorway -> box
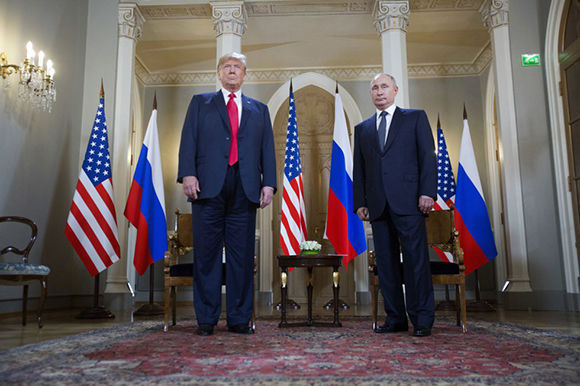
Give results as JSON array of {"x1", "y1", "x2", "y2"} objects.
[
  {"x1": 560, "y1": 0, "x2": 580, "y2": 289},
  {"x1": 257, "y1": 73, "x2": 367, "y2": 306},
  {"x1": 546, "y1": 0, "x2": 580, "y2": 294}
]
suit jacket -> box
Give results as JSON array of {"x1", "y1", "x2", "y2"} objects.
[
  {"x1": 353, "y1": 107, "x2": 436, "y2": 221},
  {"x1": 178, "y1": 91, "x2": 277, "y2": 204}
]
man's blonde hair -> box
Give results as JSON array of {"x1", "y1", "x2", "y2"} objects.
[{"x1": 217, "y1": 52, "x2": 247, "y2": 73}]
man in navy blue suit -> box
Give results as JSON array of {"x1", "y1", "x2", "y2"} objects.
[
  {"x1": 178, "y1": 52, "x2": 276, "y2": 336},
  {"x1": 353, "y1": 73, "x2": 436, "y2": 337}
]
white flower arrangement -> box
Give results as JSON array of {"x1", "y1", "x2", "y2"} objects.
[{"x1": 300, "y1": 240, "x2": 322, "y2": 252}]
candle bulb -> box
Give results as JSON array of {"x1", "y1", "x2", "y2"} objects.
[
  {"x1": 26, "y1": 41, "x2": 33, "y2": 60},
  {"x1": 46, "y1": 60, "x2": 54, "y2": 78},
  {"x1": 38, "y1": 51, "x2": 44, "y2": 68}
]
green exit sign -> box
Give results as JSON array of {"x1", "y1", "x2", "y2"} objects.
[{"x1": 521, "y1": 54, "x2": 541, "y2": 67}]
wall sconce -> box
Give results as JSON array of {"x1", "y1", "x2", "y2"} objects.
[{"x1": 1, "y1": 41, "x2": 56, "y2": 112}]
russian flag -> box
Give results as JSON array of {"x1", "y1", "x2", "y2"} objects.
[
  {"x1": 325, "y1": 88, "x2": 367, "y2": 267},
  {"x1": 454, "y1": 111, "x2": 497, "y2": 275},
  {"x1": 124, "y1": 102, "x2": 168, "y2": 276}
]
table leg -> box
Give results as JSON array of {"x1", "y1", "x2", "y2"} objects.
[
  {"x1": 279, "y1": 269, "x2": 288, "y2": 327},
  {"x1": 332, "y1": 268, "x2": 342, "y2": 327},
  {"x1": 307, "y1": 266, "x2": 313, "y2": 325}
]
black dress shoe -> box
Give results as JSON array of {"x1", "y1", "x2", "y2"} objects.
[
  {"x1": 197, "y1": 324, "x2": 214, "y2": 336},
  {"x1": 413, "y1": 327, "x2": 431, "y2": 337},
  {"x1": 374, "y1": 322, "x2": 408, "y2": 333},
  {"x1": 228, "y1": 324, "x2": 254, "y2": 334}
]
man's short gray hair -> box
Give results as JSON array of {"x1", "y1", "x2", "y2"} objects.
[
  {"x1": 371, "y1": 73, "x2": 398, "y2": 88},
  {"x1": 217, "y1": 52, "x2": 247, "y2": 73}
]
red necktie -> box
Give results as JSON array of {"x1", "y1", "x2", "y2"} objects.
[{"x1": 227, "y1": 93, "x2": 239, "y2": 166}]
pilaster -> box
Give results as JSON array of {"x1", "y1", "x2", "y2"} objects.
[
  {"x1": 479, "y1": 0, "x2": 531, "y2": 292},
  {"x1": 373, "y1": 0, "x2": 410, "y2": 107},
  {"x1": 106, "y1": 3, "x2": 144, "y2": 300}
]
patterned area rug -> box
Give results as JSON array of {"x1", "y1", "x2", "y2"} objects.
[{"x1": 0, "y1": 316, "x2": 578, "y2": 384}]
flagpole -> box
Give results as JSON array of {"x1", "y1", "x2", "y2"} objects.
[
  {"x1": 275, "y1": 79, "x2": 301, "y2": 312},
  {"x1": 466, "y1": 269, "x2": 495, "y2": 312},
  {"x1": 434, "y1": 113, "x2": 457, "y2": 312},
  {"x1": 133, "y1": 91, "x2": 164, "y2": 317},
  {"x1": 73, "y1": 80, "x2": 115, "y2": 320},
  {"x1": 459, "y1": 104, "x2": 494, "y2": 312},
  {"x1": 76, "y1": 273, "x2": 115, "y2": 319},
  {"x1": 323, "y1": 81, "x2": 351, "y2": 311}
]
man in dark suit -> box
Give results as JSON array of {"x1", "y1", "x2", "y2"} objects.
[
  {"x1": 353, "y1": 73, "x2": 436, "y2": 337},
  {"x1": 178, "y1": 52, "x2": 276, "y2": 336}
]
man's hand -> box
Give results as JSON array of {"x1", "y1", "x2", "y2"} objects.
[
  {"x1": 260, "y1": 186, "x2": 274, "y2": 208},
  {"x1": 183, "y1": 176, "x2": 200, "y2": 200},
  {"x1": 356, "y1": 207, "x2": 369, "y2": 221},
  {"x1": 418, "y1": 195, "x2": 434, "y2": 214}
]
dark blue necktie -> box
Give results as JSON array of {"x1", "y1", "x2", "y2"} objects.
[{"x1": 378, "y1": 110, "x2": 387, "y2": 151}]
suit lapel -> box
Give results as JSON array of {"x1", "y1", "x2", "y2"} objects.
[
  {"x1": 384, "y1": 107, "x2": 404, "y2": 153},
  {"x1": 212, "y1": 91, "x2": 231, "y2": 133}
]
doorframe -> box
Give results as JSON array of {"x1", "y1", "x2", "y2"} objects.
[
  {"x1": 545, "y1": 0, "x2": 579, "y2": 293},
  {"x1": 483, "y1": 67, "x2": 509, "y2": 292},
  {"x1": 258, "y1": 72, "x2": 365, "y2": 304}
]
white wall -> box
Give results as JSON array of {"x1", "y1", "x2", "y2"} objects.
[
  {"x1": 502, "y1": 0, "x2": 566, "y2": 308},
  {"x1": 0, "y1": 0, "x2": 90, "y2": 311}
]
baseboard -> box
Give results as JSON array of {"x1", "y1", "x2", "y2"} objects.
[
  {"x1": 498, "y1": 290, "x2": 579, "y2": 311},
  {"x1": 0, "y1": 294, "x2": 99, "y2": 314},
  {"x1": 356, "y1": 291, "x2": 371, "y2": 305},
  {"x1": 257, "y1": 291, "x2": 273, "y2": 306}
]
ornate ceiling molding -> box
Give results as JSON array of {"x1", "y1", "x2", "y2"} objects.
[
  {"x1": 139, "y1": 0, "x2": 486, "y2": 20},
  {"x1": 119, "y1": 4, "x2": 145, "y2": 40},
  {"x1": 479, "y1": 0, "x2": 509, "y2": 31},
  {"x1": 135, "y1": 44, "x2": 491, "y2": 86},
  {"x1": 210, "y1": 1, "x2": 247, "y2": 36},
  {"x1": 373, "y1": 1, "x2": 410, "y2": 33}
]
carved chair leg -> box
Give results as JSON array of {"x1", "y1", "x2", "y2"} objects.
[
  {"x1": 371, "y1": 274, "x2": 378, "y2": 330},
  {"x1": 455, "y1": 284, "x2": 460, "y2": 326},
  {"x1": 171, "y1": 286, "x2": 177, "y2": 326},
  {"x1": 22, "y1": 285, "x2": 29, "y2": 326},
  {"x1": 459, "y1": 282, "x2": 467, "y2": 333},
  {"x1": 37, "y1": 277, "x2": 47, "y2": 328},
  {"x1": 163, "y1": 284, "x2": 170, "y2": 332}
]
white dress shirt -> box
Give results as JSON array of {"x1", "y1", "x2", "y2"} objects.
[
  {"x1": 375, "y1": 104, "x2": 397, "y2": 147},
  {"x1": 221, "y1": 88, "x2": 242, "y2": 123}
]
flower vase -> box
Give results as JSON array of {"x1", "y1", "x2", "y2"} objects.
[{"x1": 301, "y1": 250, "x2": 319, "y2": 255}]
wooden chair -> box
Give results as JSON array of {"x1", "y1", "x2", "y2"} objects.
[
  {"x1": 0, "y1": 216, "x2": 50, "y2": 328},
  {"x1": 368, "y1": 208, "x2": 467, "y2": 332},
  {"x1": 163, "y1": 209, "x2": 257, "y2": 331}
]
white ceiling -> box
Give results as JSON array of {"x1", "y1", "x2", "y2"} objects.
[{"x1": 134, "y1": 0, "x2": 490, "y2": 76}]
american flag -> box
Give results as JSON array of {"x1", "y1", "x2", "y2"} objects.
[
  {"x1": 433, "y1": 118, "x2": 456, "y2": 263},
  {"x1": 280, "y1": 83, "x2": 307, "y2": 255},
  {"x1": 65, "y1": 93, "x2": 120, "y2": 276}
]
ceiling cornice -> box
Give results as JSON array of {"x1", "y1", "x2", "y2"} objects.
[
  {"x1": 135, "y1": 43, "x2": 491, "y2": 86},
  {"x1": 139, "y1": 0, "x2": 486, "y2": 20}
]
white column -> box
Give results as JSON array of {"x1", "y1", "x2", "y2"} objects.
[
  {"x1": 480, "y1": 0, "x2": 531, "y2": 292},
  {"x1": 105, "y1": 3, "x2": 144, "y2": 299},
  {"x1": 373, "y1": 0, "x2": 410, "y2": 108},
  {"x1": 210, "y1": 1, "x2": 247, "y2": 88}
]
